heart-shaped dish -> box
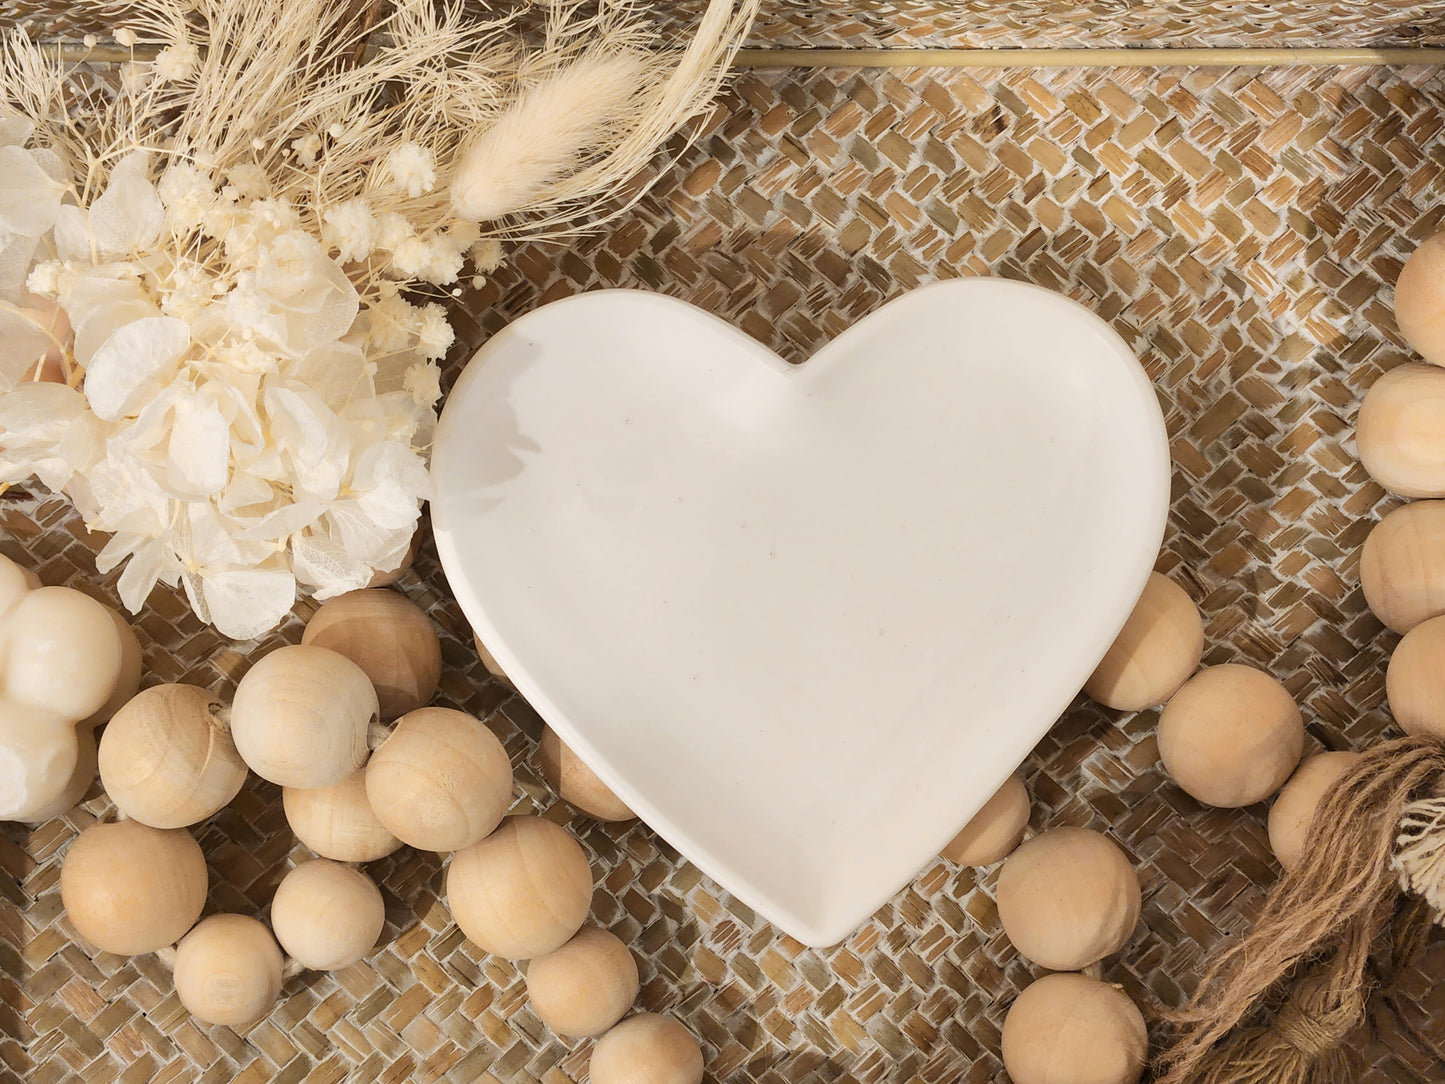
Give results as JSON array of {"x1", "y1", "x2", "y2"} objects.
[{"x1": 432, "y1": 279, "x2": 1169, "y2": 947}]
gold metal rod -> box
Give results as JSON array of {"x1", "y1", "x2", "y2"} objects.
[{"x1": 734, "y1": 46, "x2": 1445, "y2": 69}]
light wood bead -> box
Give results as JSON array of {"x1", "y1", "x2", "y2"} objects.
[
  {"x1": 590, "y1": 1014, "x2": 704, "y2": 1084},
  {"x1": 60, "y1": 820, "x2": 207, "y2": 954},
  {"x1": 1360, "y1": 501, "x2": 1445, "y2": 634},
  {"x1": 997, "y1": 827, "x2": 1140, "y2": 971},
  {"x1": 283, "y1": 769, "x2": 402, "y2": 863},
  {"x1": 270, "y1": 859, "x2": 385, "y2": 971},
  {"x1": 301, "y1": 589, "x2": 441, "y2": 721},
  {"x1": 366, "y1": 707, "x2": 513, "y2": 851},
  {"x1": 940, "y1": 775, "x2": 1030, "y2": 866},
  {"x1": 1001, "y1": 973, "x2": 1147, "y2": 1084},
  {"x1": 1084, "y1": 573, "x2": 1203, "y2": 711},
  {"x1": 173, "y1": 914, "x2": 283, "y2": 1027},
  {"x1": 1394, "y1": 231, "x2": 1445, "y2": 367},
  {"x1": 538, "y1": 726, "x2": 634, "y2": 822},
  {"x1": 1267, "y1": 752, "x2": 1362, "y2": 872},
  {"x1": 230, "y1": 645, "x2": 377, "y2": 788},
  {"x1": 98, "y1": 684, "x2": 247, "y2": 829},
  {"x1": 1386, "y1": 613, "x2": 1445, "y2": 740},
  {"x1": 526, "y1": 926, "x2": 639, "y2": 1038},
  {"x1": 446, "y1": 815, "x2": 592, "y2": 959},
  {"x1": 472, "y1": 632, "x2": 514, "y2": 688},
  {"x1": 1157, "y1": 664, "x2": 1304, "y2": 807},
  {"x1": 1357, "y1": 363, "x2": 1445, "y2": 498}
]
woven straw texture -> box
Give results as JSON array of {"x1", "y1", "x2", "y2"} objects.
[{"x1": 5, "y1": 60, "x2": 1445, "y2": 1084}]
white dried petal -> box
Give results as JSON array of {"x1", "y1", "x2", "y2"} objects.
[
  {"x1": 87, "y1": 151, "x2": 165, "y2": 257},
  {"x1": 291, "y1": 533, "x2": 372, "y2": 598},
  {"x1": 0, "y1": 118, "x2": 35, "y2": 148},
  {"x1": 351, "y1": 440, "x2": 430, "y2": 529},
  {"x1": 166, "y1": 393, "x2": 230, "y2": 498},
  {"x1": 83, "y1": 315, "x2": 190, "y2": 420},
  {"x1": 200, "y1": 564, "x2": 295, "y2": 640},
  {"x1": 73, "y1": 298, "x2": 159, "y2": 365},
  {"x1": 284, "y1": 341, "x2": 372, "y2": 410},
  {"x1": 0, "y1": 305, "x2": 54, "y2": 390},
  {"x1": 0, "y1": 229, "x2": 38, "y2": 293},
  {"x1": 0, "y1": 146, "x2": 64, "y2": 236},
  {"x1": 52, "y1": 205, "x2": 94, "y2": 262}
]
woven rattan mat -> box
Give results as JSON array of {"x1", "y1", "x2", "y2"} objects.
[{"x1": 5, "y1": 61, "x2": 1445, "y2": 1084}]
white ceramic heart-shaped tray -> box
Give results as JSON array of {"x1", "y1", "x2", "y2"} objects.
[{"x1": 431, "y1": 279, "x2": 1169, "y2": 946}]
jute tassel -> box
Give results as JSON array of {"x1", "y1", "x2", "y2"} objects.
[{"x1": 1154, "y1": 736, "x2": 1445, "y2": 1084}]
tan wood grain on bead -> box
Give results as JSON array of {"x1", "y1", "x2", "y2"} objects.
[
  {"x1": 1357, "y1": 363, "x2": 1445, "y2": 498},
  {"x1": 270, "y1": 859, "x2": 385, "y2": 971},
  {"x1": 230, "y1": 644, "x2": 377, "y2": 788},
  {"x1": 1393, "y1": 232, "x2": 1445, "y2": 368},
  {"x1": 366, "y1": 707, "x2": 513, "y2": 851},
  {"x1": 302, "y1": 589, "x2": 441, "y2": 721},
  {"x1": 1360, "y1": 501, "x2": 1445, "y2": 634},
  {"x1": 60, "y1": 820, "x2": 207, "y2": 954},
  {"x1": 283, "y1": 768, "x2": 402, "y2": 863},
  {"x1": 590, "y1": 1014, "x2": 704, "y2": 1084},
  {"x1": 446, "y1": 815, "x2": 592, "y2": 959},
  {"x1": 1267, "y1": 751, "x2": 1362, "y2": 872},
  {"x1": 1001, "y1": 973, "x2": 1147, "y2": 1084},
  {"x1": 1386, "y1": 613, "x2": 1445, "y2": 740},
  {"x1": 940, "y1": 775, "x2": 1030, "y2": 866},
  {"x1": 1084, "y1": 572, "x2": 1203, "y2": 711},
  {"x1": 538, "y1": 726, "x2": 634, "y2": 823},
  {"x1": 472, "y1": 631, "x2": 514, "y2": 688},
  {"x1": 173, "y1": 914, "x2": 284, "y2": 1027},
  {"x1": 98, "y1": 684, "x2": 247, "y2": 829},
  {"x1": 525, "y1": 926, "x2": 639, "y2": 1038}
]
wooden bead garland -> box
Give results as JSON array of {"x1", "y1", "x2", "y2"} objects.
[
  {"x1": 1001, "y1": 973, "x2": 1147, "y2": 1084},
  {"x1": 940, "y1": 775, "x2": 1030, "y2": 866},
  {"x1": 283, "y1": 768, "x2": 403, "y2": 863},
  {"x1": 1356, "y1": 362, "x2": 1445, "y2": 497},
  {"x1": 1084, "y1": 571, "x2": 1204, "y2": 711},
  {"x1": 1359, "y1": 499, "x2": 1445, "y2": 634},
  {"x1": 1391, "y1": 230, "x2": 1445, "y2": 367},
  {"x1": 1385, "y1": 613, "x2": 1445, "y2": 740},
  {"x1": 270, "y1": 859, "x2": 385, "y2": 970},
  {"x1": 173, "y1": 914, "x2": 285, "y2": 1027},
  {"x1": 302, "y1": 589, "x2": 442, "y2": 720},
  {"x1": 589, "y1": 1014, "x2": 705, "y2": 1084},
  {"x1": 525, "y1": 925, "x2": 639, "y2": 1038},
  {"x1": 1267, "y1": 751, "x2": 1362, "y2": 872},
  {"x1": 537, "y1": 725, "x2": 634, "y2": 822}
]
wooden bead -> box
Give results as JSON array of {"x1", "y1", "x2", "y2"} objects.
[
  {"x1": 940, "y1": 775, "x2": 1030, "y2": 866},
  {"x1": 2, "y1": 586, "x2": 124, "y2": 720},
  {"x1": 98, "y1": 684, "x2": 247, "y2": 829},
  {"x1": 1360, "y1": 501, "x2": 1445, "y2": 634},
  {"x1": 590, "y1": 1014, "x2": 703, "y2": 1084},
  {"x1": 538, "y1": 726, "x2": 634, "y2": 822},
  {"x1": 1267, "y1": 751, "x2": 1361, "y2": 872},
  {"x1": 447, "y1": 815, "x2": 592, "y2": 959},
  {"x1": 472, "y1": 631, "x2": 514, "y2": 688},
  {"x1": 283, "y1": 769, "x2": 402, "y2": 863},
  {"x1": 1157, "y1": 664, "x2": 1303, "y2": 807},
  {"x1": 270, "y1": 859, "x2": 385, "y2": 970},
  {"x1": 230, "y1": 645, "x2": 377, "y2": 788},
  {"x1": 1001, "y1": 973, "x2": 1147, "y2": 1084},
  {"x1": 1357, "y1": 363, "x2": 1445, "y2": 498},
  {"x1": 526, "y1": 926, "x2": 639, "y2": 1038},
  {"x1": 1084, "y1": 572, "x2": 1203, "y2": 711},
  {"x1": 366, "y1": 707, "x2": 513, "y2": 851},
  {"x1": 60, "y1": 820, "x2": 207, "y2": 954},
  {"x1": 302, "y1": 589, "x2": 441, "y2": 720},
  {"x1": 365, "y1": 530, "x2": 421, "y2": 588},
  {"x1": 1394, "y1": 232, "x2": 1445, "y2": 367},
  {"x1": 1387, "y1": 613, "x2": 1445, "y2": 740},
  {"x1": 173, "y1": 914, "x2": 283, "y2": 1027},
  {"x1": 997, "y1": 827, "x2": 1139, "y2": 971}
]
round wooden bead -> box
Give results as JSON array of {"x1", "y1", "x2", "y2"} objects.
[
  {"x1": 230, "y1": 645, "x2": 377, "y2": 788},
  {"x1": 590, "y1": 1014, "x2": 704, "y2": 1084},
  {"x1": 1357, "y1": 363, "x2": 1445, "y2": 497},
  {"x1": 1360, "y1": 501, "x2": 1445, "y2": 634},
  {"x1": 366, "y1": 707, "x2": 513, "y2": 851},
  {"x1": 526, "y1": 926, "x2": 639, "y2": 1038},
  {"x1": 538, "y1": 726, "x2": 634, "y2": 822},
  {"x1": 173, "y1": 914, "x2": 284, "y2": 1027},
  {"x1": 98, "y1": 684, "x2": 248, "y2": 829},
  {"x1": 301, "y1": 589, "x2": 441, "y2": 721},
  {"x1": 283, "y1": 768, "x2": 402, "y2": 863},
  {"x1": 1267, "y1": 751, "x2": 1361, "y2": 872},
  {"x1": 366, "y1": 530, "x2": 421, "y2": 588},
  {"x1": 270, "y1": 859, "x2": 385, "y2": 971},
  {"x1": 60, "y1": 820, "x2": 207, "y2": 954},
  {"x1": 997, "y1": 827, "x2": 1140, "y2": 971},
  {"x1": 1387, "y1": 613, "x2": 1445, "y2": 740},
  {"x1": 1084, "y1": 572, "x2": 1203, "y2": 711},
  {"x1": 1001, "y1": 973, "x2": 1147, "y2": 1084},
  {"x1": 940, "y1": 775, "x2": 1030, "y2": 866},
  {"x1": 446, "y1": 815, "x2": 592, "y2": 959},
  {"x1": 472, "y1": 632, "x2": 514, "y2": 688},
  {"x1": 2, "y1": 586, "x2": 124, "y2": 720},
  {"x1": 1394, "y1": 232, "x2": 1445, "y2": 367},
  {"x1": 1157, "y1": 664, "x2": 1304, "y2": 807}
]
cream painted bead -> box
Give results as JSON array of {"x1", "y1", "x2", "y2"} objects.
[
  {"x1": 283, "y1": 768, "x2": 402, "y2": 862},
  {"x1": 270, "y1": 859, "x2": 385, "y2": 970},
  {"x1": 81, "y1": 605, "x2": 143, "y2": 727},
  {"x1": 366, "y1": 707, "x2": 512, "y2": 851},
  {"x1": 472, "y1": 632, "x2": 513, "y2": 688},
  {"x1": 1393, "y1": 232, "x2": 1445, "y2": 367},
  {"x1": 60, "y1": 820, "x2": 207, "y2": 954},
  {"x1": 174, "y1": 914, "x2": 284, "y2": 1027},
  {"x1": 1387, "y1": 613, "x2": 1445, "y2": 740},
  {"x1": 526, "y1": 926, "x2": 639, "y2": 1038},
  {"x1": 1157, "y1": 664, "x2": 1303, "y2": 807},
  {"x1": 0, "y1": 554, "x2": 40, "y2": 618},
  {"x1": 2, "y1": 586, "x2": 124, "y2": 720},
  {"x1": 1267, "y1": 751, "x2": 1361, "y2": 872},
  {"x1": 230, "y1": 645, "x2": 377, "y2": 788},
  {"x1": 940, "y1": 775, "x2": 1030, "y2": 866},
  {"x1": 1360, "y1": 501, "x2": 1445, "y2": 634},
  {"x1": 26, "y1": 728, "x2": 98, "y2": 822},
  {"x1": 1001, "y1": 973, "x2": 1147, "y2": 1084},
  {"x1": 590, "y1": 1014, "x2": 704, "y2": 1084},
  {"x1": 446, "y1": 815, "x2": 592, "y2": 959},
  {"x1": 301, "y1": 589, "x2": 441, "y2": 721},
  {"x1": 0, "y1": 699, "x2": 79, "y2": 821},
  {"x1": 1357, "y1": 364, "x2": 1445, "y2": 498},
  {"x1": 997, "y1": 827, "x2": 1140, "y2": 971},
  {"x1": 1085, "y1": 573, "x2": 1203, "y2": 711},
  {"x1": 537, "y1": 726, "x2": 634, "y2": 823},
  {"x1": 98, "y1": 684, "x2": 247, "y2": 829}
]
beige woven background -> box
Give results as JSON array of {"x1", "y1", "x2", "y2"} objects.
[{"x1": 5, "y1": 54, "x2": 1445, "y2": 1084}]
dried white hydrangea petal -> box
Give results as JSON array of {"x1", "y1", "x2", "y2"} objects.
[
  {"x1": 200, "y1": 564, "x2": 296, "y2": 640},
  {"x1": 113, "y1": 536, "x2": 181, "y2": 615},
  {"x1": 0, "y1": 230, "x2": 38, "y2": 293},
  {"x1": 166, "y1": 393, "x2": 231, "y2": 499},
  {"x1": 283, "y1": 341, "x2": 372, "y2": 410},
  {"x1": 0, "y1": 383, "x2": 101, "y2": 489},
  {"x1": 0, "y1": 146, "x2": 65, "y2": 236},
  {"x1": 87, "y1": 151, "x2": 165, "y2": 257},
  {"x1": 291, "y1": 533, "x2": 372, "y2": 598},
  {"x1": 84, "y1": 315, "x2": 190, "y2": 420},
  {"x1": 0, "y1": 305, "x2": 54, "y2": 390},
  {"x1": 0, "y1": 118, "x2": 35, "y2": 148},
  {"x1": 352, "y1": 440, "x2": 431, "y2": 529},
  {"x1": 52, "y1": 205, "x2": 94, "y2": 263},
  {"x1": 73, "y1": 298, "x2": 160, "y2": 366}
]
